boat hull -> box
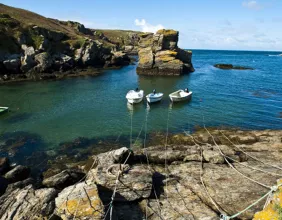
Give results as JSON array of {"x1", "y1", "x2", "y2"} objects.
[
  {"x1": 127, "y1": 97, "x2": 143, "y2": 104},
  {"x1": 146, "y1": 93, "x2": 164, "y2": 103},
  {"x1": 126, "y1": 90, "x2": 144, "y2": 104},
  {"x1": 169, "y1": 91, "x2": 192, "y2": 102}
]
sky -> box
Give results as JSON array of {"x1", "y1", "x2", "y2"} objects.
[{"x1": 2, "y1": 0, "x2": 282, "y2": 51}]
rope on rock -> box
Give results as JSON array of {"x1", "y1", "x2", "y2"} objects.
[
  {"x1": 185, "y1": 131, "x2": 282, "y2": 177},
  {"x1": 164, "y1": 103, "x2": 172, "y2": 201},
  {"x1": 219, "y1": 130, "x2": 282, "y2": 172},
  {"x1": 205, "y1": 126, "x2": 271, "y2": 189},
  {"x1": 220, "y1": 183, "x2": 282, "y2": 220}
]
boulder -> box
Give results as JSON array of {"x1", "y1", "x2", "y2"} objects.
[
  {"x1": 80, "y1": 40, "x2": 103, "y2": 66},
  {"x1": 34, "y1": 52, "x2": 53, "y2": 72},
  {"x1": 55, "y1": 182, "x2": 104, "y2": 219},
  {"x1": 53, "y1": 53, "x2": 74, "y2": 71},
  {"x1": 20, "y1": 45, "x2": 37, "y2": 72},
  {"x1": 202, "y1": 149, "x2": 225, "y2": 164},
  {"x1": 90, "y1": 164, "x2": 152, "y2": 202},
  {"x1": 0, "y1": 157, "x2": 9, "y2": 175},
  {"x1": 95, "y1": 147, "x2": 131, "y2": 166},
  {"x1": 3, "y1": 55, "x2": 21, "y2": 73},
  {"x1": 4, "y1": 178, "x2": 34, "y2": 194},
  {"x1": 42, "y1": 169, "x2": 85, "y2": 190},
  {"x1": 108, "y1": 51, "x2": 130, "y2": 66},
  {"x1": 87, "y1": 147, "x2": 152, "y2": 202},
  {"x1": 4, "y1": 165, "x2": 30, "y2": 183},
  {"x1": 137, "y1": 29, "x2": 194, "y2": 75},
  {"x1": 0, "y1": 185, "x2": 57, "y2": 219},
  {"x1": 134, "y1": 145, "x2": 199, "y2": 164}
]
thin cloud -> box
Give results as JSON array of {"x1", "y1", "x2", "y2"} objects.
[
  {"x1": 134, "y1": 19, "x2": 164, "y2": 33},
  {"x1": 242, "y1": 1, "x2": 263, "y2": 10}
]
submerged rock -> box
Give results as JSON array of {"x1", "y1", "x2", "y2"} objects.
[
  {"x1": 137, "y1": 29, "x2": 194, "y2": 75},
  {"x1": 214, "y1": 63, "x2": 254, "y2": 70},
  {"x1": 4, "y1": 165, "x2": 30, "y2": 183}
]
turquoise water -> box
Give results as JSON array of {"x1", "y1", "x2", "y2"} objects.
[{"x1": 0, "y1": 50, "x2": 282, "y2": 164}]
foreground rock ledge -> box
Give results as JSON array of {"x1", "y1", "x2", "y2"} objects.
[
  {"x1": 1, "y1": 129, "x2": 282, "y2": 219},
  {"x1": 137, "y1": 29, "x2": 195, "y2": 75}
]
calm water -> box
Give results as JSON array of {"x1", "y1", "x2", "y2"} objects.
[{"x1": 0, "y1": 50, "x2": 282, "y2": 160}]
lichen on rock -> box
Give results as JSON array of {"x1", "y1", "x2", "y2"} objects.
[{"x1": 137, "y1": 29, "x2": 194, "y2": 75}]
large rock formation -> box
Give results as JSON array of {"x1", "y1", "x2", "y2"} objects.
[
  {"x1": 0, "y1": 3, "x2": 139, "y2": 82},
  {"x1": 137, "y1": 29, "x2": 194, "y2": 75}
]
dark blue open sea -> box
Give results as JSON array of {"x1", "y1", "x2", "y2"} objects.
[{"x1": 0, "y1": 50, "x2": 281, "y2": 167}]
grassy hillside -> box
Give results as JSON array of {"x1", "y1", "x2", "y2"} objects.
[{"x1": 0, "y1": 3, "x2": 142, "y2": 56}]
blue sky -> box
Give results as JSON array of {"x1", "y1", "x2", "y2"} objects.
[{"x1": 2, "y1": 0, "x2": 282, "y2": 51}]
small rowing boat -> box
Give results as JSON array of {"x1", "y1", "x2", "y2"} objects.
[
  {"x1": 169, "y1": 90, "x2": 192, "y2": 102},
  {"x1": 126, "y1": 89, "x2": 144, "y2": 104},
  {"x1": 146, "y1": 89, "x2": 164, "y2": 103}
]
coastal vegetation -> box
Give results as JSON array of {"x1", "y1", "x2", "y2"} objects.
[{"x1": 0, "y1": 3, "x2": 143, "y2": 83}]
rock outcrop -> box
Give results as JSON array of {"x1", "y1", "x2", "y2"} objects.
[
  {"x1": 137, "y1": 29, "x2": 194, "y2": 75},
  {"x1": 0, "y1": 129, "x2": 282, "y2": 219},
  {"x1": 55, "y1": 182, "x2": 104, "y2": 219},
  {"x1": 0, "y1": 185, "x2": 57, "y2": 220},
  {"x1": 214, "y1": 63, "x2": 254, "y2": 70},
  {"x1": 0, "y1": 3, "x2": 138, "y2": 83}
]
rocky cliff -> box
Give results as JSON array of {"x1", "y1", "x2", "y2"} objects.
[
  {"x1": 1, "y1": 129, "x2": 281, "y2": 219},
  {"x1": 0, "y1": 4, "x2": 142, "y2": 82},
  {"x1": 137, "y1": 29, "x2": 194, "y2": 76}
]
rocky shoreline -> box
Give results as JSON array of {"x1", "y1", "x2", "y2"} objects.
[{"x1": 1, "y1": 128, "x2": 282, "y2": 219}]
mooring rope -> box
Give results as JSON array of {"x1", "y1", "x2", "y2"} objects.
[
  {"x1": 219, "y1": 130, "x2": 282, "y2": 172},
  {"x1": 184, "y1": 131, "x2": 282, "y2": 177},
  {"x1": 164, "y1": 102, "x2": 172, "y2": 201},
  {"x1": 205, "y1": 127, "x2": 271, "y2": 189}
]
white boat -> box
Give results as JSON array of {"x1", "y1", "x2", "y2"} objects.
[
  {"x1": 0, "y1": 107, "x2": 9, "y2": 114},
  {"x1": 169, "y1": 90, "x2": 192, "y2": 102},
  {"x1": 146, "y1": 92, "x2": 164, "y2": 103},
  {"x1": 126, "y1": 90, "x2": 144, "y2": 104}
]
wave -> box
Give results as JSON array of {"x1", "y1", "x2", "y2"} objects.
[{"x1": 268, "y1": 54, "x2": 282, "y2": 57}]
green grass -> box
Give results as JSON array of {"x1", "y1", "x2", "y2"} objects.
[{"x1": 66, "y1": 38, "x2": 87, "y2": 49}]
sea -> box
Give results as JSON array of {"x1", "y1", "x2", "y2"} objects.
[{"x1": 0, "y1": 50, "x2": 281, "y2": 169}]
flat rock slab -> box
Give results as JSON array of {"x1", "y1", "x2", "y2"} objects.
[
  {"x1": 0, "y1": 185, "x2": 57, "y2": 219},
  {"x1": 55, "y1": 182, "x2": 104, "y2": 219},
  {"x1": 90, "y1": 164, "x2": 153, "y2": 202}
]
